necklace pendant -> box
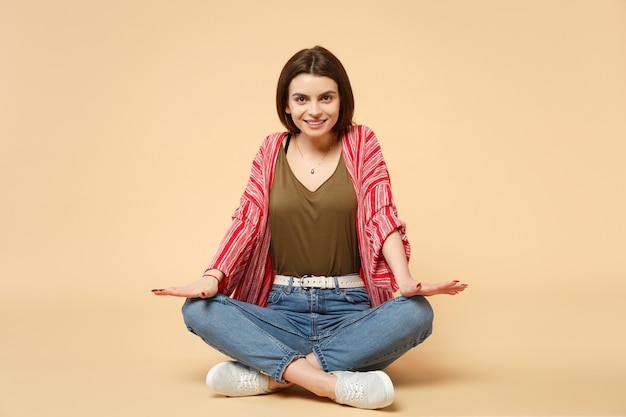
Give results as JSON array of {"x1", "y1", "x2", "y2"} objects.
[{"x1": 310, "y1": 168, "x2": 315, "y2": 174}]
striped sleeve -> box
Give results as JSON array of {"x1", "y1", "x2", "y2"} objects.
[
  {"x1": 346, "y1": 125, "x2": 410, "y2": 304},
  {"x1": 364, "y1": 183, "x2": 409, "y2": 284},
  {"x1": 208, "y1": 197, "x2": 262, "y2": 293}
]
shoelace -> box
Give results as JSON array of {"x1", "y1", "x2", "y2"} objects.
[
  {"x1": 238, "y1": 370, "x2": 262, "y2": 392},
  {"x1": 341, "y1": 381, "x2": 365, "y2": 401}
]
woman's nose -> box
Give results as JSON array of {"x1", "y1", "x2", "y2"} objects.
[{"x1": 308, "y1": 100, "x2": 322, "y2": 116}]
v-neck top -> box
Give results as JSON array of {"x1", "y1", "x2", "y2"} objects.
[{"x1": 268, "y1": 143, "x2": 360, "y2": 277}]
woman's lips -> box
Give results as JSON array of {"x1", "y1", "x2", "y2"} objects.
[{"x1": 305, "y1": 119, "x2": 326, "y2": 128}]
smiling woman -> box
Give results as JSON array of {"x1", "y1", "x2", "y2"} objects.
[
  {"x1": 152, "y1": 45, "x2": 468, "y2": 410},
  {"x1": 286, "y1": 74, "x2": 340, "y2": 141},
  {"x1": 276, "y1": 46, "x2": 355, "y2": 137}
]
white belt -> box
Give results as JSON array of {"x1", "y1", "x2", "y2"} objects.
[{"x1": 274, "y1": 274, "x2": 364, "y2": 289}]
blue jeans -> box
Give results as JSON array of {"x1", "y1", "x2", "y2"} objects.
[{"x1": 182, "y1": 282, "x2": 433, "y2": 384}]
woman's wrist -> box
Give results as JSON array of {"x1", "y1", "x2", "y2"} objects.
[
  {"x1": 202, "y1": 269, "x2": 224, "y2": 283},
  {"x1": 202, "y1": 274, "x2": 221, "y2": 283}
]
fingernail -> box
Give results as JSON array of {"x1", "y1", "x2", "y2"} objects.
[{"x1": 151, "y1": 289, "x2": 164, "y2": 292}]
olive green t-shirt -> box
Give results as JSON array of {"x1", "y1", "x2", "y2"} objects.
[{"x1": 269, "y1": 144, "x2": 360, "y2": 277}]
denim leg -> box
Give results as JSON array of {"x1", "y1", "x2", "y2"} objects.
[
  {"x1": 313, "y1": 295, "x2": 434, "y2": 372},
  {"x1": 182, "y1": 294, "x2": 307, "y2": 383},
  {"x1": 182, "y1": 289, "x2": 433, "y2": 380}
]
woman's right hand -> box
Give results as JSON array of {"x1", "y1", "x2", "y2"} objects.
[{"x1": 151, "y1": 276, "x2": 219, "y2": 299}]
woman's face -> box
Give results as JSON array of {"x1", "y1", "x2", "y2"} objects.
[{"x1": 285, "y1": 74, "x2": 340, "y2": 141}]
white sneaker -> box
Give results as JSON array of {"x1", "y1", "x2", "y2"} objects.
[
  {"x1": 206, "y1": 361, "x2": 276, "y2": 397},
  {"x1": 332, "y1": 370, "x2": 395, "y2": 409}
]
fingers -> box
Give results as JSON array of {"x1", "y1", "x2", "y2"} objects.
[
  {"x1": 151, "y1": 288, "x2": 176, "y2": 296},
  {"x1": 448, "y1": 281, "x2": 468, "y2": 295},
  {"x1": 151, "y1": 286, "x2": 211, "y2": 298},
  {"x1": 151, "y1": 287, "x2": 188, "y2": 297},
  {"x1": 430, "y1": 281, "x2": 468, "y2": 296}
]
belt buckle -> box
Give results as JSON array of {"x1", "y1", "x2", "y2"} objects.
[{"x1": 300, "y1": 275, "x2": 320, "y2": 290}]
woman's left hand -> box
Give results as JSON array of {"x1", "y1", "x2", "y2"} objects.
[{"x1": 398, "y1": 280, "x2": 468, "y2": 297}]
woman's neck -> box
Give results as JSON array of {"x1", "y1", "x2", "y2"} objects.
[{"x1": 296, "y1": 132, "x2": 337, "y2": 153}]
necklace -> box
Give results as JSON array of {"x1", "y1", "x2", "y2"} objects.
[{"x1": 294, "y1": 137, "x2": 333, "y2": 174}]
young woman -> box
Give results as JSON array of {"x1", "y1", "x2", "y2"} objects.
[{"x1": 152, "y1": 46, "x2": 468, "y2": 409}]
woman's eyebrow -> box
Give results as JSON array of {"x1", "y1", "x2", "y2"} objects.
[{"x1": 291, "y1": 90, "x2": 337, "y2": 97}]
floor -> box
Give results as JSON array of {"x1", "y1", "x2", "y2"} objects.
[{"x1": 2, "y1": 290, "x2": 624, "y2": 417}]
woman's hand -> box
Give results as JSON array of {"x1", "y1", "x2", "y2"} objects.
[
  {"x1": 382, "y1": 230, "x2": 468, "y2": 297},
  {"x1": 398, "y1": 279, "x2": 468, "y2": 297},
  {"x1": 152, "y1": 276, "x2": 220, "y2": 299}
]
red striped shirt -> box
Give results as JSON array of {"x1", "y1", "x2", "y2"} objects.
[{"x1": 207, "y1": 125, "x2": 410, "y2": 307}]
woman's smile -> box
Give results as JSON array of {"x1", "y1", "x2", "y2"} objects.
[{"x1": 305, "y1": 119, "x2": 327, "y2": 128}]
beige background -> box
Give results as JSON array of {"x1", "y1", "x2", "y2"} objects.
[{"x1": 1, "y1": 1, "x2": 625, "y2": 416}]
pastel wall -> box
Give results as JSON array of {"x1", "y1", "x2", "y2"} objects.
[{"x1": 1, "y1": 1, "x2": 625, "y2": 413}]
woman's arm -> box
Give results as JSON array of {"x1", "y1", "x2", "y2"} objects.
[{"x1": 381, "y1": 230, "x2": 468, "y2": 297}]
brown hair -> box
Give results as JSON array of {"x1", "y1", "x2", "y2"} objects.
[{"x1": 276, "y1": 46, "x2": 355, "y2": 136}]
